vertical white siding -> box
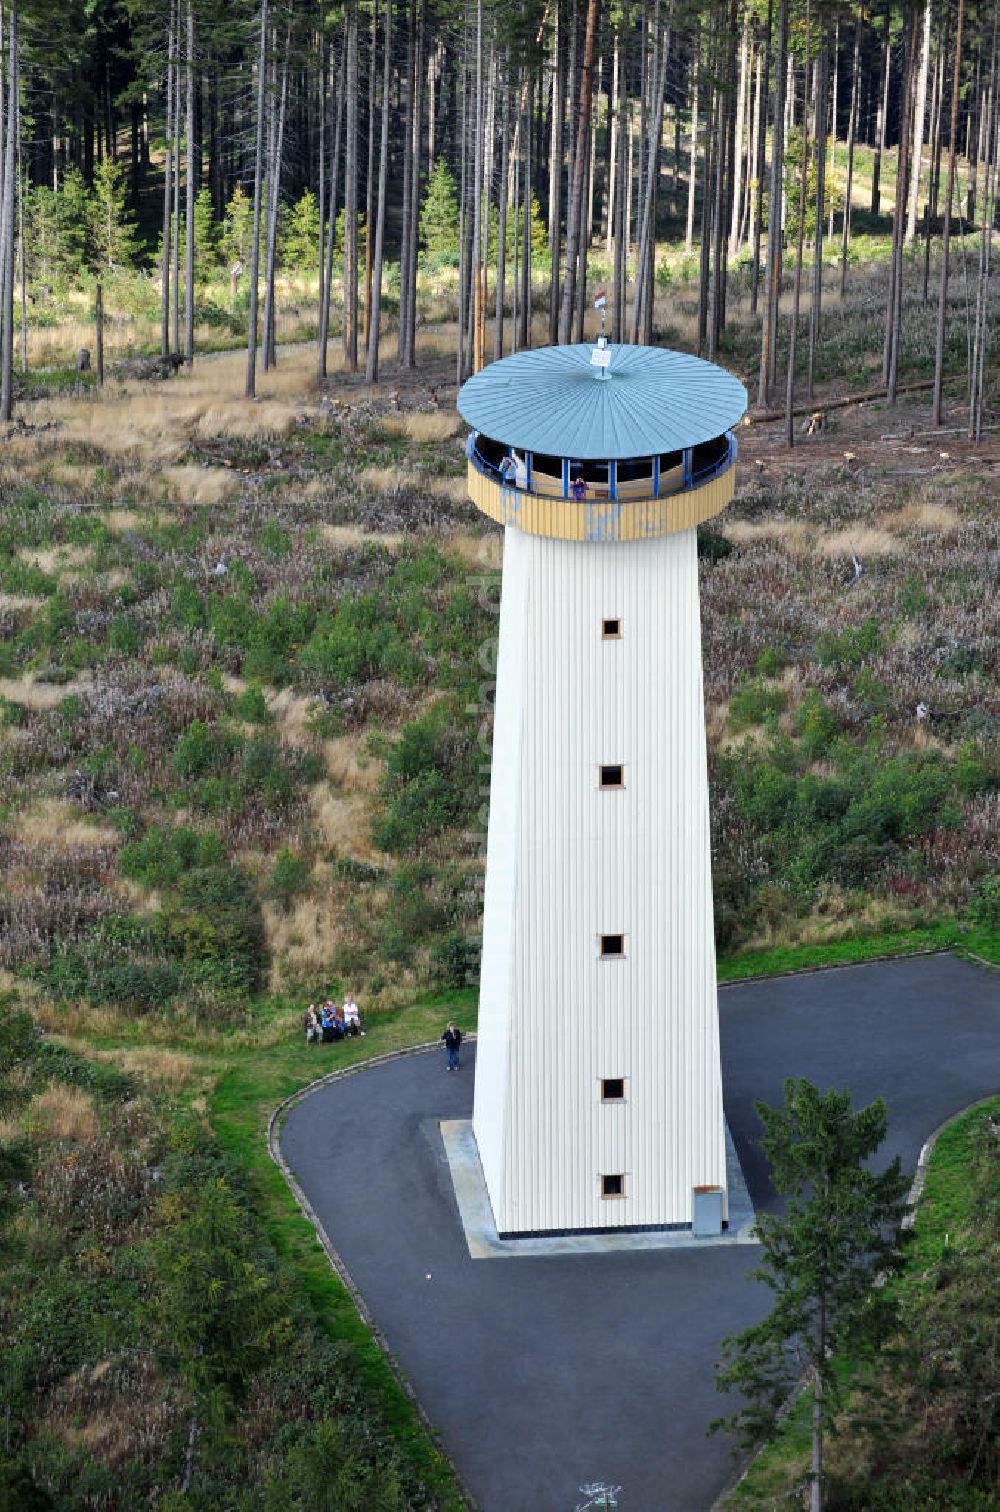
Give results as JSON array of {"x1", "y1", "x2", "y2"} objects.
[{"x1": 472, "y1": 526, "x2": 727, "y2": 1233}]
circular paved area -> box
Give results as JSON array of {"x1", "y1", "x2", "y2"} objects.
[{"x1": 279, "y1": 954, "x2": 999, "y2": 1512}]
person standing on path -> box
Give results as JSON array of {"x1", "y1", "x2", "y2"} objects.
[{"x1": 441, "y1": 1022, "x2": 463, "y2": 1072}]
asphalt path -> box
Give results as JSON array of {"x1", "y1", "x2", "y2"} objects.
[{"x1": 279, "y1": 953, "x2": 999, "y2": 1512}]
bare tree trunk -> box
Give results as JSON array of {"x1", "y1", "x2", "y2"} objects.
[
  {"x1": 607, "y1": 40, "x2": 618, "y2": 254},
  {"x1": 548, "y1": 0, "x2": 563, "y2": 345},
  {"x1": 932, "y1": 0, "x2": 966, "y2": 425},
  {"x1": 343, "y1": 1, "x2": 358, "y2": 370},
  {"x1": 263, "y1": 39, "x2": 288, "y2": 370},
  {"x1": 171, "y1": 28, "x2": 181, "y2": 358},
  {"x1": 245, "y1": 0, "x2": 268, "y2": 398},
  {"x1": 729, "y1": 13, "x2": 749, "y2": 257},
  {"x1": 923, "y1": 27, "x2": 947, "y2": 304},
  {"x1": 907, "y1": 0, "x2": 932, "y2": 243},
  {"x1": 612, "y1": 38, "x2": 627, "y2": 337},
  {"x1": 807, "y1": 36, "x2": 827, "y2": 401},
  {"x1": 365, "y1": 0, "x2": 391, "y2": 382},
  {"x1": 470, "y1": 0, "x2": 484, "y2": 371},
  {"x1": 697, "y1": 86, "x2": 714, "y2": 355},
  {"x1": 810, "y1": 1349, "x2": 824, "y2": 1512},
  {"x1": 399, "y1": 0, "x2": 424, "y2": 368},
  {"x1": 161, "y1": 0, "x2": 175, "y2": 360},
  {"x1": 750, "y1": 0, "x2": 772, "y2": 315},
  {"x1": 575, "y1": 93, "x2": 594, "y2": 341},
  {"x1": 558, "y1": 0, "x2": 598, "y2": 341},
  {"x1": 839, "y1": 20, "x2": 860, "y2": 298},
  {"x1": 318, "y1": 38, "x2": 345, "y2": 381},
  {"x1": 398, "y1": 0, "x2": 416, "y2": 364},
  {"x1": 758, "y1": 0, "x2": 788, "y2": 408},
  {"x1": 494, "y1": 73, "x2": 509, "y2": 360},
  {"x1": 786, "y1": 14, "x2": 804, "y2": 447},
  {"x1": 884, "y1": 5, "x2": 919, "y2": 403},
  {"x1": 519, "y1": 74, "x2": 532, "y2": 349},
  {"x1": 317, "y1": 23, "x2": 326, "y2": 317},
  {"x1": 16, "y1": 78, "x2": 25, "y2": 373},
  {"x1": 363, "y1": 0, "x2": 376, "y2": 356},
  {"x1": 969, "y1": 31, "x2": 997, "y2": 443},
  {"x1": 632, "y1": 14, "x2": 669, "y2": 342},
  {"x1": 827, "y1": 22, "x2": 837, "y2": 243},
  {"x1": 871, "y1": 4, "x2": 890, "y2": 217},
  {"x1": 0, "y1": 0, "x2": 16, "y2": 423},
  {"x1": 184, "y1": 0, "x2": 195, "y2": 367}
]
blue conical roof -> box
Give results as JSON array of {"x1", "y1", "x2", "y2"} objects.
[{"x1": 457, "y1": 343, "x2": 747, "y2": 460}]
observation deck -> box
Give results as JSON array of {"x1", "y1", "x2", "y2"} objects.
[{"x1": 457, "y1": 342, "x2": 747, "y2": 544}]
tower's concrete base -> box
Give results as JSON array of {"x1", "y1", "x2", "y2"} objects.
[{"x1": 441, "y1": 1118, "x2": 756, "y2": 1260}]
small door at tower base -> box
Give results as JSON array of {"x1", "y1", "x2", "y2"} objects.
[{"x1": 692, "y1": 1186, "x2": 725, "y2": 1237}]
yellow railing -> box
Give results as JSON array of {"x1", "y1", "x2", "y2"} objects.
[{"x1": 466, "y1": 459, "x2": 736, "y2": 542}]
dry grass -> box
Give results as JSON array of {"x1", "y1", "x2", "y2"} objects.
[
  {"x1": 382, "y1": 410, "x2": 462, "y2": 442},
  {"x1": 25, "y1": 1084, "x2": 100, "y2": 1143},
  {"x1": 425, "y1": 476, "x2": 471, "y2": 505},
  {"x1": 89, "y1": 1045, "x2": 205, "y2": 1090},
  {"x1": 723, "y1": 518, "x2": 814, "y2": 553},
  {"x1": 264, "y1": 686, "x2": 324, "y2": 749},
  {"x1": 262, "y1": 886, "x2": 343, "y2": 982},
  {"x1": 159, "y1": 464, "x2": 240, "y2": 506},
  {"x1": 745, "y1": 893, "x2": 907, "y2": 952},
  {"x1": 307, "y1": 780, "x2": 381, "y2": 857},
  {"x1": 23, "y1": 346, "x2": 318, "y2": 470},
  {"x1": 815, "y1": 525, "x2": 902, "y2": 558},
  {"x1": 324, "y1": 733, "x2": 382, "y2": 791},
  {"x1": 705, "y1": 700, "x2": 730, "y2": 746},
  {"x1": 883, "y1": 500, "x2": 961, "y2": 533},
  {"x1": 0, "y1": 674, "x2": 93, "y2": 710},
  {"x1": 18, "y1": 544, "x2": 94, "y2": 574},
  {"x1": 319, "y1": 522, "x2": 403, "y2": 551},
  {"x1": 359, "y1": 465, "x2": 409, "y2": 494},
  {"x1": 0, "y1": 592, "x2": 46, "y2": 612},
  {"x1": 102, "y1": 507, "x2": 172, "y2": 532},
  {"x1": 443, "y1": 528, "x2": 502, "y2": 567},
  {"x1": 15, "y1": 798, "x2": 120, "y2": 850}
]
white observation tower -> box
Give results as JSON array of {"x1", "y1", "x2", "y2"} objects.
[{"x1": 457, "y1": 342, "x2": 747, "y2": 1238}]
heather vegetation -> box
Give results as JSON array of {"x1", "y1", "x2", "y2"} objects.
[
  {"x1": 0, "y1": 310, "x2": 996, "y2": 1502},
  {"x1": 0, "y1": 0, "x2": 997, "y2": 1497}
]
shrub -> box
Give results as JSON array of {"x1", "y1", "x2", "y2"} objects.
[
  {"x1": 795, "y1": 689, "x2": 841, "y2": 760},
  {"x1": 120, "y1": 824, "x2": 226, "y2": 890},
  {"x1": 268, "y1": 849, "x2": 311, "y2": 911},
  {"x1": 233, "y1": 684, "x2": 272, "y2": 724},
  {"x1": 431, "y1": 930, "x2": 481, "y2": 988},
  {"x1": 755, "y1": 647, "x2": 784, "y2": 677},
  {"x1": 968, "y1": 875, "x2": 1000, "y2": 929},
  {"x1": 373, "y1": 705, "x2": 474, "y2": 853},
  {"x1": 728, "y1": 678, "x2": 787, "y2": 731},
  {"x1": 173, "y1": 720, "x2": 234, "y2": 780},
  {"x1": 817, "y1": 616, "x2": 883, "y2": 671}
]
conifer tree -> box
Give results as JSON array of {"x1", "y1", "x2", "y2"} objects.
[
  {"x1": 713, "y1": 1080, "x2": 910, "y2": 1512},
  {"x1": 90, "y1": 158, "x2": 139, "y2": 271},
  {"x1": 419, "y1": 157, "x2": 460, "y2": 258}
]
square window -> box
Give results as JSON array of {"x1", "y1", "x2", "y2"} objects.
[
  {"x1": 601, "y1": 1173, "x2": 626, "y2": 1198},
  {"x1": 599, "y1": 933, "x2": 624, "y2": 958},
  {"x1": 601, "y1": 1078, "x2": 626, "y2": 1102},
  {"x1": 599, "y1": 763, "x2": 624, "y2": 789},
  {"x1": 602, "y1": 618, "x2": 621, "y2": 639}
]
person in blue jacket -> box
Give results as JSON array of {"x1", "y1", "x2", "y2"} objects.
[{"x1": 441, "y1": 1022, "x2": 463, "y2": 1072}]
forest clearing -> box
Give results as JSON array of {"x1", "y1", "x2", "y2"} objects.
[{"x1": 1, "y1": 0, "x2": 999, "y2": 1505}]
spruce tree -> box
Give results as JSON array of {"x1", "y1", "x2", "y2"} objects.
[
  {"x1": 713, "y1": 1079, "x2": 911, "y2": 1512},
  {"x1": 90, "y1": 158, "x2": 139, "y2": 272},
  {"x1": 419, "y1": 158, "x2": 460, "y2": 259}
]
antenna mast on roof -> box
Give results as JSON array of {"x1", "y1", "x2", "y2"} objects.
[{"x1": 591, "y1": 291, "x2": 611, "y2": 379}]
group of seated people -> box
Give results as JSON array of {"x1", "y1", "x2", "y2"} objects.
[{"x1": 304, "y1": 995, "x2": 364, "y2": 1044}]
